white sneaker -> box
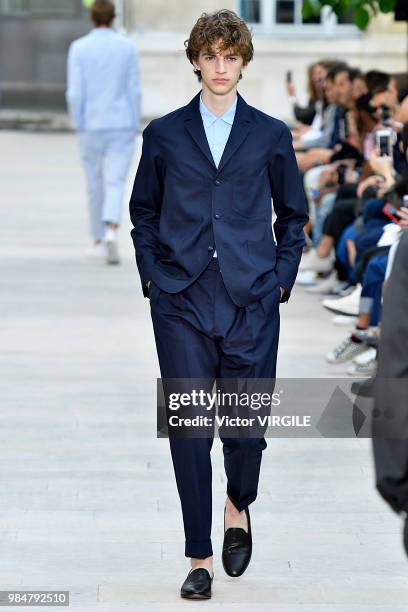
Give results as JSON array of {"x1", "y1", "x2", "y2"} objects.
[
  {"x1": 322, "y1": 284, "x2": 362, "y2": 316},
  {"x1": 296, "y1": 270, "x2": 319, "y2": 285},
  {"x1": 353, "y1": 346, "x2": 377, "y2": 366},
  {"x1": 326, "y1": 334, "x2": 368, "y2": 364},
  {"x1": 306, "y1": 271, "x2": 338, "y2": 294},
  {"x1": 332, "y1": 315, "x2": 358, "y2": 327},
  {"x1": 85, "y1": 242, "x2": 105, "y2": 259},
  {"x1": 299, "y1": 248, "x2": 334, "y2": 272},
  {"x1": 103, "y1": 228, "x2": 120, "y2": 265},
  {"x1": 347, "y1": 348, "x2": 377, "y2": 376}
]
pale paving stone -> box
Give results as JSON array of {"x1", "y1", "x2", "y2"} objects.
[{"x1": 0, "y1": 130, "x2": 407, "y2": 610}]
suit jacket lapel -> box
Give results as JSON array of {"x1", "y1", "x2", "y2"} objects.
[
  {"x1": 184, "y1": 92, "x2": 217, "y2": 171},
  {"x1": 183, "y1": 91, "x2": 253, "y2": 174},
  {"x1": 217, "y1": 92, "x2": 252, "y2": 174}
]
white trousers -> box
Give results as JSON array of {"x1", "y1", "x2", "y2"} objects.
[{"x1": 78, "y1": 130, "x2": 136, "y2": 240}]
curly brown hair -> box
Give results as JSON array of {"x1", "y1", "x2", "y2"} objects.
[{"x1": 184, "y1": 10, "x2": 253, "y2": 82}]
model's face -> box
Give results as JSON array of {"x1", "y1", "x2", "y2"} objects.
[{"x1": 193, "y1": 40, "x2": 245, "y2": 96}]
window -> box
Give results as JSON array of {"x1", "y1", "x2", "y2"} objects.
[
  {"x1": 240, "y1": 0, "x2": 261, "y2": 23},
  {"x1": 0, "y1": 0, "x2": 84, "y2": 16},
  {"x1": 0, "y1": 0, "x2": 29, "y2": 14},
  {"x1": 239, "y1": 0, "x2": 358, "y2": 35},
  {"x1": 31, "y1": 0, "x2": 76, "y2": 15}
]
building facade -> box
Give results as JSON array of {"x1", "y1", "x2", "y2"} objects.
[
  {"x1": 0, "y1": 0, "x2": 406, "y2": 121},
  {"x1": 129, "y1": 0, "x2": 407, "y2": 122}
]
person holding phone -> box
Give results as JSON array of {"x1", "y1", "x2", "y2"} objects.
[{"x1": 285, "y1": 61, "x2": 326, "y2": 126}]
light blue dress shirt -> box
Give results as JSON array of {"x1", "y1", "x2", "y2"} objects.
[
  {"x1": 66, "y1": 27, "x2": 141, "y2": 132},
  {"x1": 199, "y1": 94, "x2": 237, "y2": 257}
]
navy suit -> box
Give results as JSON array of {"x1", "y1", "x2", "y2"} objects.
[
  {"x1": 130, "y1": 91, "x2": 308, "y2": 306},
  {"x1": 129, "y1": 91, "x2": 308, "y2": 559}
]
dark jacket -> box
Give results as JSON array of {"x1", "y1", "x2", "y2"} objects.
[
  {"x1": 129, "y1": 91, "x2": 308, "y2": 307},
  {"x1": 372, "y1": 230, "x2": 408, "y2": 514}
]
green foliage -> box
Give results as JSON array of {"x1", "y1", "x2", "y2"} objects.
[{"x1": 302, "y1": 0, "x2": 397, "y2": 30}]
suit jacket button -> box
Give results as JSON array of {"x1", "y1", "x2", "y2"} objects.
[
  {"x1": 214, "y1": 213, "x2": 221, "y2": 219},
  {"x1": 208, "y1": 245, "x2": 214, "y2": 251},
  {"x1": 214, "y1": 179, "x2": 221, "y2": 185}
]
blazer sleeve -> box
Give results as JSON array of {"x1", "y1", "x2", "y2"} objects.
[
  {"x1": 269, "y1": 123, "x2": 309, "y2": 302},
  {"x1": 127, "y1": 45, "x2": 141, "y2": 132},
  {"x1": 129, "y1": 122, "x2": 164, "y2": 298},
  {"x1": 65, "y1": 42, "x2": 84, "y2": 131}
]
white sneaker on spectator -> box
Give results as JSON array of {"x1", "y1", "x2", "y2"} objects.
[
  {"x1": 306, "y1": 271, "x2": 338, "y2": 294},
  {"x1": 326, "y1": 334, "x2": 367, "y2": 364},
  {"x1": 353, "y1": 346, "x2": 377, "y2": 365},
  {"x1": 322, "y1": 284, "x2": 362, "y2": 316},
  {"x1": 85, "y1": 242, "x2": 105, "y2": 260},
  {"x1": 103, "y1": 228, "x2": 120, "y2": 265},
  {"x1": 332, "y1": 315, "x2": 358, "y2": 327},
  {"x1": 327, "y1": 281, "x2": 354, "y2": 297},
  {"x1": 347, "y1": 348, "x2": 377, "y2": 376},
  {"x1": 296, "y1": 270, "x2": 319, "y2": 285},
  {"x1": 299, "y1": 248, "x2": 334, "y2": 272}
]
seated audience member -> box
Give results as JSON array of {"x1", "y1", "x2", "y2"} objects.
[
  {"x1": 293, "y1": 64, "x2": 338, "y2": 152},
  {"x1": 322, "y1": 149, "x2": 408, "y2": 372},
  {"x1": 300, "y1": 84, "x2": 407, "y2": 287},
  {"x1": 286, "y1": 61, "x2": 327, "y2": 126},
  {"x1": 296, "y1": 63, "x2": 361, "y2": 174},
  {"x1": 292, "y1": 62, "x2": 408, "y2": 379}
]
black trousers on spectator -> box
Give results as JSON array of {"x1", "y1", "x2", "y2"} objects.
[
  {"x1": 323, "y1": 198, "x2": 357, "y2": 245},
  {"x1": 323, "y1": 198, "x2": 358, "y2": 281},
  {"x1": 354, "y1": 245, "x2": 391, "y2": 285}
]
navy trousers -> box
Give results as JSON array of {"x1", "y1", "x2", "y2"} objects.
[{"x1": 149, "y1": 257, "x2": 281, "y2": 558}]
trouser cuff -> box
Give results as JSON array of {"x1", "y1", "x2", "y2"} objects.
[
  {"x1": 227, "y1": 491, "x2": 257, "y2": 513},
  {"x1": 185, "y1": 539, "x2": 213, "y2": 558}
]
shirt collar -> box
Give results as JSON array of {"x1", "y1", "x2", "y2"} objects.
[
  {"x1": 199, "y1": 93, "x2": 237, "y2": 128},
  {"x1": 91, "y1": 27, "x2": 114, "y2": 34}
]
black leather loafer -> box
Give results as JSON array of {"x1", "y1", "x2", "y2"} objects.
[
  {"x1": 222, "y1": 506, "x2": 252, "y2": 577},
  {"x1": 180, "y1": 567, "x2": 213, "y2": 599}
]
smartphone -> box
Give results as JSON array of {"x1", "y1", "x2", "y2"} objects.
[
  {"x1": 286, "y1": 70, "x2": 292, "y2": 84},
  {"x1": 376, "y1": 129, "x2": 392, "y2": 157},
  {"x1": 383, "y1": 203, "x2": 401, "y2": 225},
  {"x1": 380, "y1": 105, "x2": 391, "y2": 126},
  {"x1": 337, "y1": 163, "x2": 347, "y2": 185}
]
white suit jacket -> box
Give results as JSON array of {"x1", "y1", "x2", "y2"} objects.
[{"x1": 66, "y1": 27, "x2": 141, "y2": 132}]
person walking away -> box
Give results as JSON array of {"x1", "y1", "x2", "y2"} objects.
[{"x1": 66, "y1": 0, "x2": 141, "y2": 264}]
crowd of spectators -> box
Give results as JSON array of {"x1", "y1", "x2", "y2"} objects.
[{"x1": 286, "y1": 61, "x2": 408, "y2": 380}]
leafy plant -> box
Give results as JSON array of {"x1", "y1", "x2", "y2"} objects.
[{"x1": 302, "y1": 0, "x2": 397, "y2": 31}]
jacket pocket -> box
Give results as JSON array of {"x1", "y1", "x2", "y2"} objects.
[
  {"x1": 149, "y1": 280, "x2": 160, "y2": 302},
  {"x1": 246, "y1": 236, "x2": 277, "y2": 273},
  {"x1": 260, "y1": 283, "x2": 281, "y2": 315},
  {"x1": 232, "y1": 174, "x2": 271, "y2": 220}
]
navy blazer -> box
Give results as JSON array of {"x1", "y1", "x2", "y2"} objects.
[{"x1": 129, "y1": 91, "x2": 309, "y2": 306}]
